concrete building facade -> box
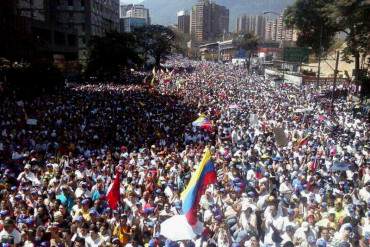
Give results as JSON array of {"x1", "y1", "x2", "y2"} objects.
[
  {"x1": 264, "y1": 14, "x2": 297, "y2": 42},
  {"x1": 190, "y1": 0, "x2": 229, "y2": 43},
  {"x1": 237, "y1": 15, "x2": 266, "y2": 40},
  {"x1": 177, "y1": 10, "x2": 190, "y2": 34},
  {"x1": 18, "y1": 0, "x2": 120, "y2": 64},
  {"x1": 120, "y1": 4, "x2": 150, "y2": 33}
]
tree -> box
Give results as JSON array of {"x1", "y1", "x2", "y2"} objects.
[
  {"x1": 284, "y1": 0, "x2": 338, "y2": 56},
  {"x1": 173, "y1": 29, "x2": 191, "y2": 57},
  {"x1": 86, "y1": 32, "x2": 142, "y2": 80},
  {"x1": 134, "y1": 25, "x2": 176, "y2": 68},
  {"x1": 237, "y1": 33, "x2": 259, "y2": 71},
  {"x1": 284, "y1": 0, "x2": 370, "y2": 90},
  {"x1": 325, "y1": 0, "x2": 370, "y2": 89}
]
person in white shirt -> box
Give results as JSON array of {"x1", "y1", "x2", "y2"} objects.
[
  {"x1": 0, "y1": 218, "x2": 21, "y2": 245},
  {"x1": 264, "y1": 205, "x2": 285, "y2": 246},
  {"x1": 279, "y1": 177, "x2": 293, "y2": 195},
  {"x1": 85, "y1": 226, "x2": 104, "y2": 247},
  {"x1": 17, "y1": 164, "x2": 41, "y2": 186},
  {"x1": 281, "y1": 225, "x2": 296, "y2": 245},
  {"x1": 293, "y1": 222, "x2": 317, "y2": 247},
  {"x1": 359, "y1": 181, "x2": 370, "y2": 203}
]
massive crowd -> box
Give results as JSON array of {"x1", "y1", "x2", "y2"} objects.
[{"x1": 0, "y1": 57, "x2": 369, "y2": 247}]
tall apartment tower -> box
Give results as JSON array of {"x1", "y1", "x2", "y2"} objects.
[
  {"x1": 236, "y1": 15, "x2": 247, "y2": 34},
  {"x1": 177, "y1": 11, "x2": 190, "y2": 34},
  {"x1": 190, "y1": 0, "x2": 229, "y2": 43},
  {"x1": 236, "y1": 15, "x2": 266, "y2": 39},
  {"x1": 265, "y1": 18, "x2": 275, "y2": 41},
  {"x1": 264, "y1": 14, "x2": 296, "y2": 42},
  {"x1": 16, "y1": 0, "x2": 120, "y2": 64}
]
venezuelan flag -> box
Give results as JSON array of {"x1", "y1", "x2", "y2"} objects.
[
  {"x1": 192, "y1": 115, "x2": 213, "y2": 132},
  {"x1": 255, "y1": 164, "x2": 263, "y2": 179},
  {"x1": 181, "y1": 149, "x2": 217, "y2": 225}
]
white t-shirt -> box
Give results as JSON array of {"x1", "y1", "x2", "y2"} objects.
[
  {"x1": 85, "y1": 235, "x2": 104, "y2": 247},
  {"x1": 0, "y1": 228, "x2": 22, "y2": 244}
]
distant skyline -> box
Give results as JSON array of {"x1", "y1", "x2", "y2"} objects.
[{"x1": 119, "y1": 0, "x2": 294, "y2": 31}]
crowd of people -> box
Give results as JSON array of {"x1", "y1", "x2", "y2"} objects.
[{"x1": 0, "y1": 57, "x2": 369, "y2": 247}]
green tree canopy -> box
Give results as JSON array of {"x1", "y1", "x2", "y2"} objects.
[
  {"x1": 86, "y1": 31, "x2": 142, "y2": 80},
  {"x1": 284, "y1": 0, "x2": 370, "y2": 88},
  {"x1": 284, "y1": 0, "x2": 338, "y2": 56},
  {"x1": 133, "y1": 25, "x2": 176, "y2": 68}
]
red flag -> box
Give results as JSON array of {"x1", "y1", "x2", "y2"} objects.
[
  {"x1": 298, "y1": 136, "x2": 309, "y2": 147},
  {"x1": 106, "y1": 173, "x2": 121, "y2": 210}
]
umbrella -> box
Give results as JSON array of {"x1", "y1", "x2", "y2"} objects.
[
  {"x1": 160, "y1": 215, "x2": 204, "y2": 241},
  {"x1": 330, "y1": 161, "x2": 352, "y2": 172}
]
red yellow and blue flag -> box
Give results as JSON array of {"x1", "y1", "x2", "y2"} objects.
[
  {"x1": 180, "y1": 149, "x2": 217, "y2": 225},
  {"x1": 192, "y1": 115, "x2": 213, "y2": 132}
]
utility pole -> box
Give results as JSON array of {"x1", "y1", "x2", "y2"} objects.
[
  {"x1": 331, "y1": 51, "x2": 340, "y2": 108},
  {"x1": 316, "y1": 25, "x2": 323, "y2": 89}
]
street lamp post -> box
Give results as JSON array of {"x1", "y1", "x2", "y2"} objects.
[{"x1": 263, "y1": 11, "x2": 285, "y2": 83}]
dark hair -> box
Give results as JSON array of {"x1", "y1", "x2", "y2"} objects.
[
  {"x1": 283, "y1": 241, "x2": 294, "y2": 247},
  {"x1": 73, "y1": 237, "x2": 85, "y2": 244}
]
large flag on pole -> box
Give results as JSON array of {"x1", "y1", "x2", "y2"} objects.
[
  {"x1": 180, "y1": 148, "x2": 217, "y2": 225},
  {"x1": 106, "y1": 172, "x2": 121, "y2": 209}
]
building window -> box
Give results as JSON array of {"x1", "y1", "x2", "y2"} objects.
[
  {"x1": 68, "y1": 0, "x2": 73, "y2": 6},
  {"x1": 81, "y1": 0, "x2": 85, "y2": 7},
  {"x1": 55, "y1": 31, "x2": 66, "y2": 45},
  {"x1": 68, "y1": 34, "x2": 77, "y2": 46}
]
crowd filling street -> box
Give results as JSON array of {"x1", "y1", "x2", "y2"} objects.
[{"x1": 0, "y1": 57, "x2": 369, "y2": 247}]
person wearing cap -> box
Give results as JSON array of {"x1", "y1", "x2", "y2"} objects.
[{"x1": 0, "y1": 218, "x2": 21, "y2": 245}]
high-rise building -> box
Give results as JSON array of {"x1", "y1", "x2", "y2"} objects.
[
  {"x1": 177, "y1": 10, "x2": 190, "y2": 34},
  {"x1": 264, "y1": 14, "x2": 296, "y2": 42},
  {"x1": 236, "y1": 15, "x2": 266, "y2": 40},
  {"x1": 264, "y1": 18, "x2": 275, "y2": 41},
  {"x1": 16, "y1": 0, "x2": 119, "y2": 64},
  {"x1": 15, "y1": 0, "x2": 79, "y2": 61},
  {"x1": 120, "y1": 4, "x2": 150, "y2": 33},
  {"x1": 190, "y1": 0, "x2": 229, "y2": 43},
  {"x1": 236, "y1": 15, "x2": 248, "y2": 34}
]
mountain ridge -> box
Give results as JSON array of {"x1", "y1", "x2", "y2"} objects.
[{"x1": 138, "y1": 0, "x2": 295, "y2": 31}]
